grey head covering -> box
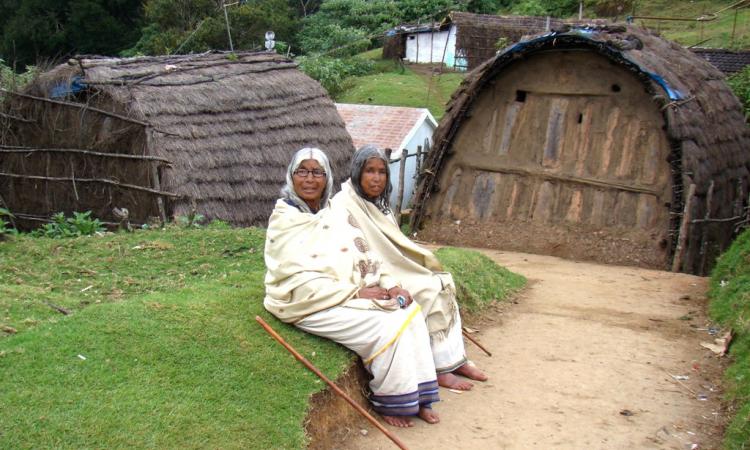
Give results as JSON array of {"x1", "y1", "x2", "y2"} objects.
[
  {"x1": 281, "y1": 147, "x2": 334, "y2": 214},
  {"x1": 351, "y1": 144, "x2": 392, "y2": 215}
]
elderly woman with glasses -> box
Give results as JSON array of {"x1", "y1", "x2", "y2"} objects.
[
  {"x1": 263, "y1": 147, "x2": 441, "y2": 428},
  {"x1": 330, "y1": 144, "x2": 488, "y2": 391}
]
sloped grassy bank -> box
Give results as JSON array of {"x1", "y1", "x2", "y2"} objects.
[
  {"x1": 0, "y1": 228, "x2": 524, "y2": 448},
  {"x1": 709, "y1": 229, "x2": 750, "y2": 449}
]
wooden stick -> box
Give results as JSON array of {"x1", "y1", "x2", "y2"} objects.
[
  {"x1": 255, "y1": 316, "x2": 409, "y2": 450},
  {"x1": 395, "y1": 150, "x2": 408, "y2": 225},
  {"x1": 698, "y1": 180, "x2": 714, "y2": 275},
  {"x1": 462, "y1": 328, "x2": 492, "y2": 357},
  {"x1": 0, "y1": 172, "x2": 180, "y2": 198},
  {"x1": 672, "y1": 183, "x2": 696, "y2": 272},
  {"x1": 0, "y1": 145, "x2": 172, "y2": 164}
]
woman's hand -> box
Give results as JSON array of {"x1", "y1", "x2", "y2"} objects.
[
  {"x1": 387, "y1": 287, "x2": 413, "y2": 308},
  {"x1": 358, "y1": 286, "x2": 390, "y2": 300}
]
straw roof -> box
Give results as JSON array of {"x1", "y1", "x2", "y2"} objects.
[
  {"x1": 1, "y1": 51, "x2": 354, "y2": 226},
  {"x1": 411, "y1": 24, "x2": 750, "y2": 273}
]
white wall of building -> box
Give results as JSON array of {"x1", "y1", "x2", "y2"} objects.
[
  {"x1": 404, "y1": 25, "x2": 457, "y2": 68},
  {"x1": 388, "y1": 115, "x2": 437, "y2": 211}
]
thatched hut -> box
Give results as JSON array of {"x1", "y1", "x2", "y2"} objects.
[
  {"x1": 410, "y1": 25, "x2": 750, "y2": 274},
  {"x1": 0, "y1": 51, "x2": 354, "y2": 228}
]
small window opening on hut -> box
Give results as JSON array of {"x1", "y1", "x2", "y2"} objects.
[
  {"x1": 611, "y1": 84, "x2": 621, "y2": 93},
  {"x1": 577, "y1": 113, "x2": 583, "y2": 124},
  {"x1": 409, "y1": 36, "x2": 416, "y2": 40},
  {"x1": 515, "y1": 90, "x2": 527, "y2": 102}
]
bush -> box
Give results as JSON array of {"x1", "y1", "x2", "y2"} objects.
[
  {"x1": 0, "y1": 58, "x2": 38, "y2": 99},
  {"x1": 30, "y1": 211, "x2": 105, "y2": 238},
  {"x1": 0, "y1": 208, "x2": 18, "y2": 238},
  {"x1": 297, "y1": 55, "x2": 375, "y2": 97},
  {"x1": 728, "y1": 66, "x2": 750, "y2": 120}
]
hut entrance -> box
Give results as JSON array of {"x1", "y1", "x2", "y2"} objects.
[{"x1": 424, "y1": 50, "x2": 674, "y2": 268}]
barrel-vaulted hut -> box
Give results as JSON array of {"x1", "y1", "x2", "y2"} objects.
[
  {"x1": 411, "y1": 25, "x2": 750, "y2": 274},
  {"x1": 0, "y1": 51, "x2": 354, "y2": 228}
]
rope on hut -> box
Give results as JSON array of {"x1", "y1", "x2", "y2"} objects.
[
  {"x1": 0, "y1": 145, "x2": 172, "y2": 165},
  {"x1": 0, "y1": 172, "x2": 181, "y2": 198},
  {"x1": 0, "y1": 89, "x2": 180, "y2": 137}
]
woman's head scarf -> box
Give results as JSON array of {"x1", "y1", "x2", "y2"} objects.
[
  {"x1": 281, "y1": 147, "x2": 334, "y2": 214},
  {"x1": 351, "y1": 144, "x2": 392, "y2": 214}
]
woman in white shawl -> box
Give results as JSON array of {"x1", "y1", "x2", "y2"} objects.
[
  {"x1": 330, "y1": 145, "x2": 488, "y2": 391},
  {"x1": 264, "y1": 147, "x2": 440, "y2": 428}
]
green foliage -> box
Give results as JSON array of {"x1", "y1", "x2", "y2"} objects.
[
  {"x1": 511, "y1": 0, "x2": 578, "y2": 16},
  {"x1": 0, "y1": 58, "x2": 39, "y2": 98},
  {"x1": 728, "y1": 66, "x2": 750, "y2": 120},
  {"x1": 175, "y1": 214, "x2": 206, "y2": 228},
  {"x1": 297, "y1": 55, "x2": 375, "y2": 97},
  {"x1": 435, "y1": 247, "x2": 526, "y2": 315},
  {"x1": 30, "y1": 211, "x2": 105, "y2": 239},
  {"x1": 0, "y1": 0, "x2": 142, "y2": 69},
  {"x1": 129, "y1": 0, "x2": 299, "y2": 56},
  {"x1": 0, "y1": 208, "x2": 18, "y2": 237},
  {"x1": 298, "y1": 22, "x2": 371, "y2": 57},
  {"x1": 708, "y1": 228, "x2": 750, "y2": 448}
]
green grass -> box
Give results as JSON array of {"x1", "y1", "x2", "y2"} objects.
[
  {"x1": 0, "y1": 228, "x2": 351, "y2": 448},
  {"x1": 336, "y1": 65, "x2": 464, "y2": 120},
  {"x1": 0, "y1": 228, "x2": 523, "y2": 448},
  {"x1": 709, "y1": 228, "x2": 750, "y2": 449},
  {"x1": 622, "y1": 0, "x2": 750, "y2": 48},
  {"x1": 435, "y1": 247, "x2": 526, "y2": 315}
]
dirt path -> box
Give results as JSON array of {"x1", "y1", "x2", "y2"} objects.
[{"x1": 334, "y1": 250, "x2": 727, "y2": 449}]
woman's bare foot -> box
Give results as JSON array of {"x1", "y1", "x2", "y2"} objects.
[
  {"x1": 382, "y1": 415, "x2": 414, "y2": 428},
  {"x1": 437, "y1": 372, "x2": 474, "y2": 390},
  {"x1": 418, "y1": 407, "x2": 440, "y2": 424},
  {"x1": 454, "y1": 362, "x2": 488, "y2": 382}
]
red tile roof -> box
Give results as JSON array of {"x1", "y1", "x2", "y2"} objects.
[{"x1": 335, "y1": 103, "x2": 437, "y2": 158}]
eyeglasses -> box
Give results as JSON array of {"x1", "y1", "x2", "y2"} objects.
[{"x1": 294, "y1": 168, "x2": 326, "y2": 178}]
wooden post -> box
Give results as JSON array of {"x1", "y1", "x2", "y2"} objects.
[
  {"x1": 672, "y1": 183, "x2": 696, "y2": 272},
  {"x1": 395, "y1": 149, "x2": 408, "y2": 225},
  {"x1": 698, "y1": 180, "x2": 714, "y2": 276},
  {"x1": 415, "y1": 145, "x2": 422, "y2": 179},
  {"x1": 150, "y1": 162, "x2": 167, "y2": 227},
  {"x1": 736, "y1": 178, "x2": 745, "y2": 217}
]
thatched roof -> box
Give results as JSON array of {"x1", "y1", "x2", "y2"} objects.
[
  {"x1": 411, "y1": 24, "x2": 750, "y2": 273},
  {"x1": 447, "y1": 12, "x2": 567, "y2": 70},
  {"x1": 1, "y1": 51, "x2": 354, "y2": 227}
]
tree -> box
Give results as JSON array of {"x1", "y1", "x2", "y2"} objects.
[
  {"x1": 0, "y1": 0, "x2": 142, "y2": 68},
  {"x1": 127, "y1": 0, "x2": 299, "y2": 55}
]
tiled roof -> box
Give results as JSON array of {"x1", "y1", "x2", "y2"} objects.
[
  {"x1": 335, "y1": 103, "x2": 437, "y2": 158},
  {"x1": 691, "y1": 48, "x2": 750, "y2": 75}
]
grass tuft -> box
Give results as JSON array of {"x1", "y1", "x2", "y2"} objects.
[
  {"x1": 435, "y1": 247, "x2": 526, "y2": 315},
  {"x1": 709, "y1": 228, "x2": 750, "y2": 448}
]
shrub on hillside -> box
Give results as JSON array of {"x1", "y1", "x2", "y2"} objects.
[
  {"x1": 728, "y1": 65, "x2": 750, "y2": 120},
  {"x1": 297, "y1": 55, "x2": 374, "y2": 97}
]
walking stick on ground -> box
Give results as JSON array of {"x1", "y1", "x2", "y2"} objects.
[
  {"x1": 462, "y1": 327, "x2": 492, "y2": 357},
  {"x1": 255, "y1": 316, "x2": 409, "y2": 450}
]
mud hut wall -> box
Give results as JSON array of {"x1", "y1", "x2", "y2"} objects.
[
  {"x1": 383, "y1": 34, "x2": 406, "y2": 60},
  {"x1": 0, "y1": 94, "x2": 156, "y2": 229},
  {"x1": 422, "y1": 50, "x2": 674, "y2": 268}
]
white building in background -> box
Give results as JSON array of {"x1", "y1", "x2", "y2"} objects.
[
  {"x1": 335, "y1": 103, "x2": 438, "y2": 211},
  {"x1": 403, "y1": 24, "x2": 461, "y2": 69}
]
